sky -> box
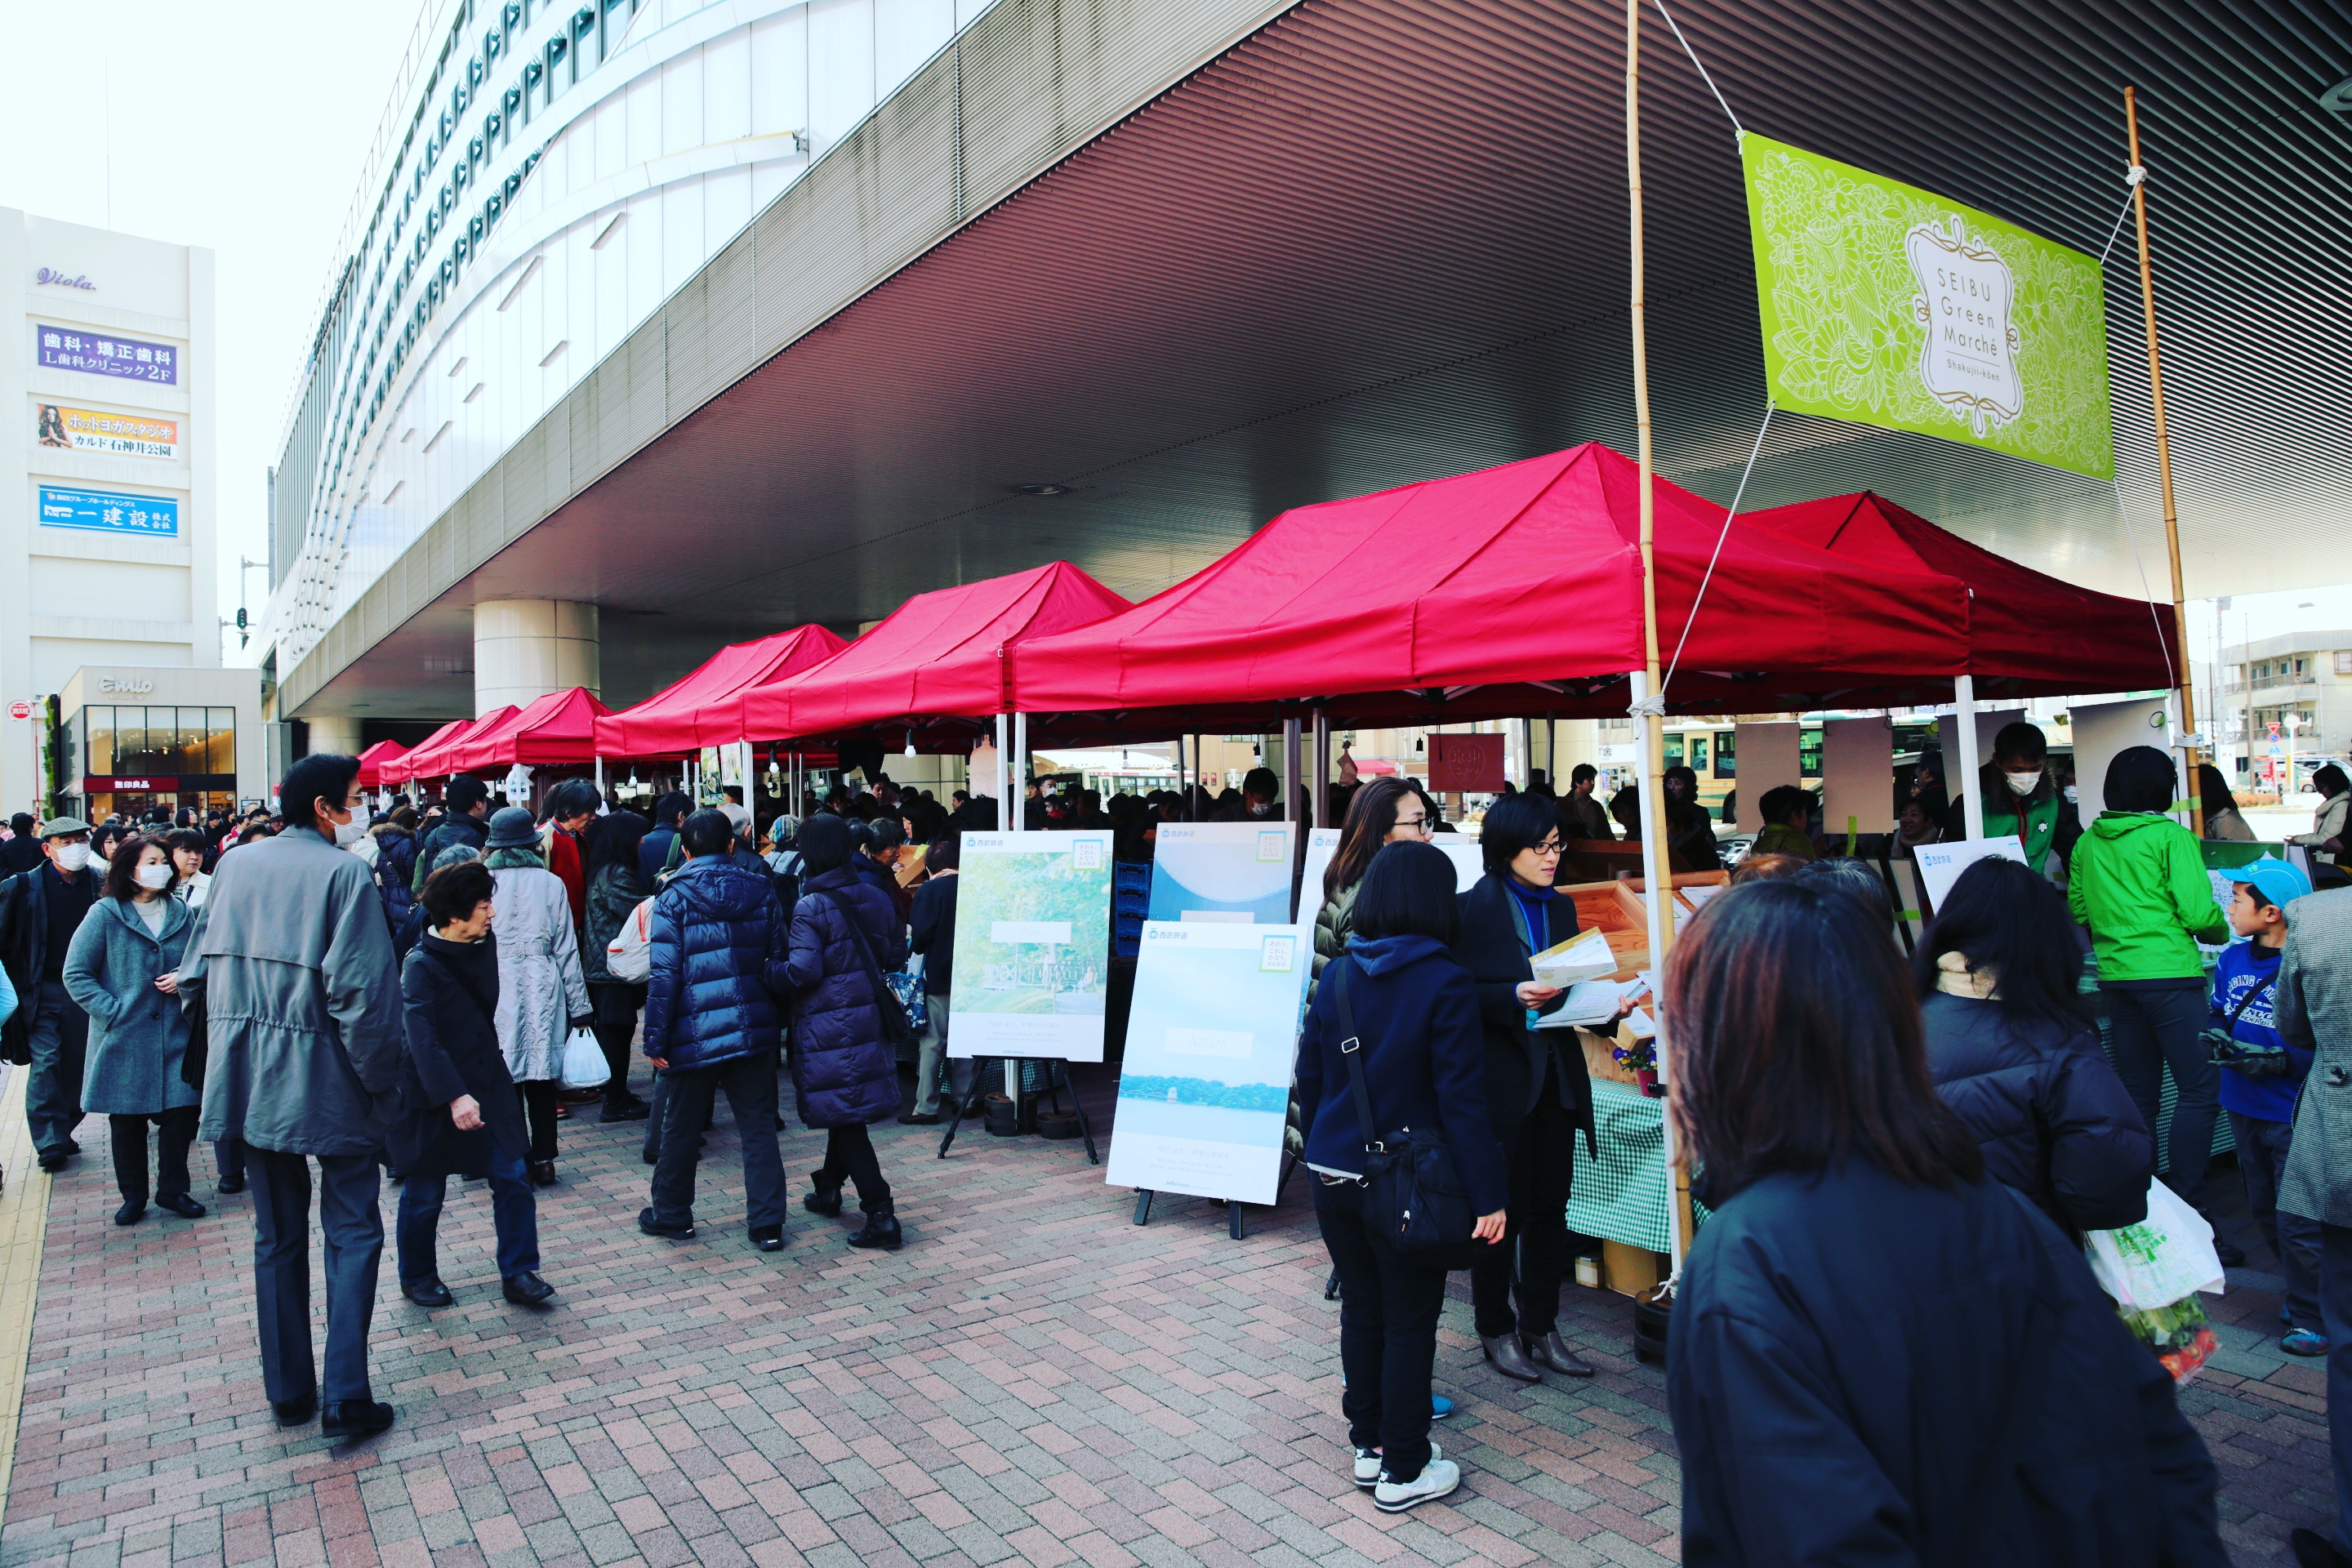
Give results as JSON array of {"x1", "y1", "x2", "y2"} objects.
[{"x1": 0, "y1": 0, "x2": 430, "y2": 661}]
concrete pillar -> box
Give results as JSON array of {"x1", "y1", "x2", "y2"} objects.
[
  {"x1": 305, "y1": 717, "x2": 364, "y2": 758},
  {"x1": 474, "y1": 600, "x2": 599, "y2": 715}
]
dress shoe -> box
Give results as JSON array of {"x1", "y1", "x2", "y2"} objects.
[
  {"x1": 600, "y1": 1097, "x2": 651, "y2": 1124},
  {"x1": 63, "y1": 1139, "x2": 80, "y2": 1156},
  {"x1": 216, "y1": 1175, "x2": 245, "y2": 1195},
  {"x1": 1481, "y1": 1333, "x2": 1544, "y2": 1383},
  {"x1": 2292, "y1": 1528, "x2": 2352, "y2": 1568},
  {"x1": 528, "y1": 1160, "x2": 558, "y2": 1187},
  {"x1": 848, "y1": 1204, "x2": 902, "y2": 1250},
  {"x1": 155, "y1": 1193, "x2": 207, "y2": 1218},
  {"x1": 502, "y1": 1272, "x2": 556, "y2": 1307},
  {"x1": 113, "y1": 1200, "x2": 145, "y2": 1227},
  {"x1": 638, "y1": 1207, "x2": 695, "y2": 1240},
  {"x1": 553, "y1": 1101, "x2": 572, "y2": 1121},
  {"x1": 320, "y1": 1401, "x2": 396, "y2": 1442},
  {"x1": 896, "y1": 1111, "x2": 942, "y2": 1125},
  {"x1": 403, "y1": 1277, "x2": 453, "y2": 1307},
  {"x1": 272, "y1": 1396, "x2": 317, "y2": 1428},
  {"x1": 36, "y1": 1149, "x2": 67, "y2": 1173},
  {"x1": 750, "y1": 1224, "x2": 785, "y2": 1252},
  {"x1": 2214, "y1": 1236, "x2": 2246, "y2": 1267},
  {"x1": 803, "y1": 1170, "x2": 845, "y2": 1217},
  {"x1": 1529, "y1": 1331, "x2": 1596, "y2": 1379}
]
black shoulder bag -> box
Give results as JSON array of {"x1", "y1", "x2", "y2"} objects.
[
  {"x1": 1330, "y1": 959, "x2": 1479, "y2": 1270},
  {"x1": 2204, "y1": 974, "x2": 2291, "y2": 1077},
  {"x1": 816, "y1": 890, "x2": 918, "y2": 1050}
]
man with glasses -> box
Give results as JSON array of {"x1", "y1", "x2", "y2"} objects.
[
  {"x1": 0, "y1": 817, "x2": 102, "y2": 1169},
  {"x1": 180, "y1": 754, "x2": 405, "y2": 1444}
]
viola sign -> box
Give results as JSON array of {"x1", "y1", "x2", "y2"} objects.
[
  {"x1": 1740, "y1": 133, "x2": 2114, "y2": 479},
  {"x1": 34, "y1": 267, "x2": 96, "y2": 290}
]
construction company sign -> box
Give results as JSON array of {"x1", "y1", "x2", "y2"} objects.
[{"x1": 1740, "y1": 132, "x2": 2114, "y2": 479}]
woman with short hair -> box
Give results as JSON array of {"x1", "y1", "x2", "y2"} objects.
[{"x1": 581, "y1": 811, "x2": 653, "y2": 1124}]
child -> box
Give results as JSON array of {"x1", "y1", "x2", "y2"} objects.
[{"x1": 2212, "y1": 856, "x2": 2319, "y2": 1353}]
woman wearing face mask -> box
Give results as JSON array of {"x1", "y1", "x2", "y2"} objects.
[
  {"x1": 61, "y1": 834, "x2": 205, "y2": 1226},
  {"x1": 165, "y1": 829, "x2": 212, "y2": 909}
]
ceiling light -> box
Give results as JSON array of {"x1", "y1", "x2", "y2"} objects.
[{"x1": 1013, "y1": 483, "x2": 1070, "y2": 497}]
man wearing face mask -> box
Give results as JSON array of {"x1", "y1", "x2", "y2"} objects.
[
  {"x1": 1973, "y1": 722, "x2": 2064, "y2": 876},
  {"x1": 176, "y1": 754, "x2": 407, "y2": 1444},
  {"x1": 0, "y1": 818, "x2": 103, "y2": 1170}
]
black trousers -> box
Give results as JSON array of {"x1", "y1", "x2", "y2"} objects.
[
  {"x1": 516, "y1": 1080, "x2": 558, "y2": 1163},
  {"x1": 1471, "y1": 1066, "x2": 1578, "y2": 1341},
  {"x1": 817, "y1": 1123, "x2": 890, "y2": 1209},
  {"x1": 248, "y1": 1149, "x2": 381, "y2": 1406},
  {"x1": 215, "y1": 1137, "x2": 245, "y2": 1187},
  {"x1": 110, "y1": 1107, "x2": 198, "y2": 1205},
  {"x1": 2105, "y1": 982, "x2": 2217, "y2": 1209},
  {"x1": 648, "y1": 1052, "x2": 785, "y2": 1230},
  {"x1": 1316, "y1": 1177, "x2": 1446, "y2": 1482},
  {"x1": 590, "y1": 982, "x2": 645, "y2": 1102}
]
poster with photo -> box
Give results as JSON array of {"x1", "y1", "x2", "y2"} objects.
[
  {"x1": 949, "y1": 831, "x2": 1114, "y2": 1062},
  {"x1": 1149, "y1": 822, "x2": 1294, "y2": 925},
  {"x1": 1107, "y1": 922, "x2": 1313, "y2": 1205}
]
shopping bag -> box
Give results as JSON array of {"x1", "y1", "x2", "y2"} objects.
[
  {"x1": 604, "y1": 895, "x2": 656, "y2": 983},
  {"x1": 2083, "y1": 1178, "x2": 2225, "y2": 1312},
  {"x1": 2119, "y1": 1295, "x2": 2221, "y2": 1385},
  {"x1": 560, "y1": 1027, "x2": 611, "y2": 1089}
]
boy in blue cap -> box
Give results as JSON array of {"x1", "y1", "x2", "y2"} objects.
[{"x1": 2212, "y1": 855, "x2": 2321, "y2": 1354}]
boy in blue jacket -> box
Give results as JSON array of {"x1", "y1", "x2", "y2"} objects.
[{"x1": 2213, "y1": 856, "x2": 2319, "y2": 1353}]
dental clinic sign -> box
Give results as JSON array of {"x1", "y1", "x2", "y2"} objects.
[{"x1": 1741, "y1": 133, "x2": 2114, "y2": 479}]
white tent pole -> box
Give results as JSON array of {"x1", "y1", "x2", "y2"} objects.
[
  {"x1": 1629, "y1": 670, "x2": 1682, "y2": 1272},
  {"x1": 1955, "y1": 673, "x2": 1985, "y2": 840}
]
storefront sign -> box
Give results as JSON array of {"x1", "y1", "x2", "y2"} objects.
[
  {"x1": 82, "y1": 777, "x2": 179, "y2": 793},
  {"x1": 34, "y1": 268, "x2": 96, "y2": 290},
  {"x1": 1428, "y1": 732, "x2": 1505, "y2": 792},
  {"x1": 36, "y1": 325, "x2": 178, "y2": 385},
  {"x1": 38, "y1": 485, "x2": 178, "y2": 537},
  {"x1": 1741, "y1": 133, "x2": 2114, "y2": 479},
  {"x1": 36, "y1": 403, "x2": 180, "y2": 461},
  {"x1": 96, "y1": 677, "x2": 154, "y2": 694}
]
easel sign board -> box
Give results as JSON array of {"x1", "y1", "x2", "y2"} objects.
[
  {"x1": 1912, "y1": 835, "x2": 2029, "y2": 911},
  {"x1": 949, "y1": 831, "x2": 1114, "y2": 1062},
  {"x1": 1821, "y1": 715, "x2": 1895, "y2": 835},
  {"x1": 1296, "y1": 828, "x2": 1343, "y2": 922},
  {"x1": 1150, "y1": 822, "x2": 1294, "y2": 925},
  {"x1": 1107, "y1": 921, "x2": 1312, "y2": 1205}
]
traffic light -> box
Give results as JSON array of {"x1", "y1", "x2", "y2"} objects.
[{"x1": 235, "y1": 607, "x2": 247, "y2": 630}]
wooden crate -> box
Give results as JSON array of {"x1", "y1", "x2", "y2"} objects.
[{"x1": 1601, "y1": 1241, "x2": 1666, "y2": 1297}]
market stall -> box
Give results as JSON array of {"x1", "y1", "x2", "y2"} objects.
[
  {"x1": 445, "y1": 685, "x2": 609, "y2": 774},
  {"x1": 381, "y1": 712, "x2": 509, "y2": 788},
  {"x1": 593, "y1": 624, "x2": 849, "y2": 758},
  {"x1": 354, "y1": 738, "x2": 409, "y2": 790}
]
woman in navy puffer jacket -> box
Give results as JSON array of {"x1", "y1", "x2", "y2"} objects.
[{"x1": 784, "y1": 814, "x2": 909, "y2": 1250}]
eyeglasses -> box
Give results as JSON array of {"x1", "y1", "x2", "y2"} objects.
[
  {"x1": 1530, "y1": 840, "x2": 1563, "y2": 857},
  {"x1": 1392, "y1": 814, "x2": 1432, "y2": 833}
]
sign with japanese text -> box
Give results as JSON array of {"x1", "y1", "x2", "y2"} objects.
[
  {"x1": 1741, "y1": 134, "x2": 2114, "y2": 479},
  {"x1": 38, "y1": 485, "x2": 179, "y2": 538},
  {"x1": 36, "y1": 403, "x2": 180, "y2": 461},
  {"x1": 36, "y1": 325, "x2": 179, "y2": 385}
]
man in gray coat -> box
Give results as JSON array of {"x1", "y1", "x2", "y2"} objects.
[
  {"x1": 180, "y1": 754, "x2": 404, "y2": 1443},
  {"x1": 2276, "y1": 887, "x2": 2352, "y2": 1568}
]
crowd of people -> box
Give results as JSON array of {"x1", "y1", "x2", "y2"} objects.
[{"x1": 0, "y1": 735, "x2": 2349, "y2": 1563}]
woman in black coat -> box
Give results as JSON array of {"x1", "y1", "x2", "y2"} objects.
[
  {"x1": 1914, "y1": 857, "x2": 2152, "y2": 1238},
  {"x1": 390, "y1": 861, "x2": 553, "y2": 1311},
  {"x1": 781, "y1": 814, "x2": 908, "y2": 1250},
  {"x1": 1450, "y1": 792, "x2": 1598, "y2": 1384},
  {"x1": 581, "y1": 811, "x2": 653, "y2": 1123},
  {"x1": 1665, "y1": 876, "x2": 2223, "y2": 1567}
]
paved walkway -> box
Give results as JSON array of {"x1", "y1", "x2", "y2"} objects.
[{"x1": 0, "y1": 1069, "x2": 2332, "y2": 1567}]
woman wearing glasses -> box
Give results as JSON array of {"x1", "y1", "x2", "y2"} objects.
[
  {"x1": 1311, "y1": 778, "x2": 1435, "y2": 1000},
  {"x1": 1454, "y1": 791, "x2": 1602, "y2": 1384}
]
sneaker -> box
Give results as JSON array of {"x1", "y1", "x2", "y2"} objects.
[
  {"x1": 2284, "y1": 1328, "x2": 2330, "y2": 1357},
  {"x1": 1373, "y1": 1458, "x2": 1461, "y2": 1512},
  {"x1": 1430, "y1": 1394, "x2": 1454, "y2": 1420},
  {"x1": 1355, "y1": 1441, "x2": 1440, "y2": 1489}
]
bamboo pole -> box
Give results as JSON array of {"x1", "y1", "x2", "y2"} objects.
[
  {"x1": 2123, "y1": 87, "x2": 2202, "y2": 835},
  {"x1": 1627, "y1": 0, "x2": 1690, "y2": 1272}
]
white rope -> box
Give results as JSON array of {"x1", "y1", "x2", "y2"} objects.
[
  {"x1": 1662, "y1": 401, "x2": 1775, "y2": 694},
  {"x1": 1650, "y1": 0, "x2": 1740, "y2": 137},
  {"x1": 2096, "y1": 170, "x2": 2144, "y2": 269},
  {"x1": 2110, "y1": 476, "x2": 2178, "y2": 693}
]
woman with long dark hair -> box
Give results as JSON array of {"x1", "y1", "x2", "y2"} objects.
[
  {"x1": 1913, "y1": 857, "x2": 2150, "y2": 1237},
  {"x1": 581, "y1": 811, "x2": 652, "y2": 1123},
  {"x1": 1312, "y1": 777, "x2": 1431, "y2": 994},
  {"x1": 1666, "y1": 877, "x2": 2225, "y2": 1565},
  {"x1": 1294, "y1": 840, "x2": 1506, "y2": 1513},
  {"x1": 1451, "y1": 791, "x2": 1601, "y2": 1384}
]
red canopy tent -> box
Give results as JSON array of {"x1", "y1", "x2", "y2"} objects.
[
  {"x1": 378, "y1": 719, "x2": 470, "y2": 786},
  {"x1": 394, "y1": 708, "x2": 516, "y2": 783},
  {"x1": 1740, "y1": 491, "x2": 2180, "y2": 699},
  {"x1": 354, "y1": 739, "x2": 409, "y2": 788},
  {"x1": 1011, "y1": 443, "x2": 1976, "y2": 724},
  {"x1": 595, "y1": 625, "x2": 850, "y2": 757},
  {"x1": 731, "y1": 561, "x2": 1132, "y2": 744},
  {"x1": 449, "y1": 686, "x2": 611, "y2": 773}
]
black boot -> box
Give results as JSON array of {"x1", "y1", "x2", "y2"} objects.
[
  {"x1": 849, "y1": 1201, "x2": 902, "y2": 1250},
  {"x1": 802, "y1": 1169, "x2": 844, "y2": 1217}
]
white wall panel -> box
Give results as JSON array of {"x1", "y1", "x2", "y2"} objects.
[
  {"x1": 751, "y1": 11, "x2": 808, "y2": 140},
  {"x1": 877, "y1": 0, "x2": 953, "y2": 92},
  {"x1": 706, "y1": 28, "x2": 753, "y2": 144},
  {"x1": 808, "y1": 0, "x2": 875, "y2": 147}
]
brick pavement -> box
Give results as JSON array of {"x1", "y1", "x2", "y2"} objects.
[{"x1": 0, "y1": 1067, "x2": 2332, "y2": 1567}]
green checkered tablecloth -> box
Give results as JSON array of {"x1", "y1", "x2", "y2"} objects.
[{"x1": 1564, "y1": 1079, "x2": 1682, "y2": 1254}]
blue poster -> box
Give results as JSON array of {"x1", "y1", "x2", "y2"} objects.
[
  {"x1": 1147, "y1": 822, "x2": 1294, "y2": 924},
  {"x1": 36, "y1": 325, "x2": 179, "y2": 385},
  {"x1": 38, "y1": 486, "x2": 179, "y2": 537}
]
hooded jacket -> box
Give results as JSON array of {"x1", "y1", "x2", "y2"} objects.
[
  {"x1": 780, "y1": 865, "x2": 907, "y2": 1129},
  {"x1": 1920, "y1": 987, "x2": 2151, "y2": 1237},
  {"x1": 2065, "y1": 812, "x2": 2228, "y2": 983},
  {"x1": 372, "y1": 824, "x2": 419, "y2": 932},
  {"x1": 410, "y1": 811, "x2": 488, "y2": 898},
  {"x1": 641, "y1": 853, "x2": 788, "y2": 1073}
]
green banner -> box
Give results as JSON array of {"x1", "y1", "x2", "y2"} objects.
[{"x1": 1741, "y1": 133, "x2": 2116, "y2": 479}]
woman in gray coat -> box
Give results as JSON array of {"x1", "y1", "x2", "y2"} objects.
[
  {"x1": 62, "y1": 833, "x2": 204, "y2": 1226},
  {"x1": 483, "y1": 808, "x2": 591, "y2": 1185}
]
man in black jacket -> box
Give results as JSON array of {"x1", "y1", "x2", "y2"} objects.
[
  {"x1": 0, "y1": 817, "x2": 100, "y2": 1169},
  {"x1": 902, "y1": 837, "x2": 966, "y2": 1124},
  {"x1": 409, "y1": 777, "x2": 491, "y2": 897}
]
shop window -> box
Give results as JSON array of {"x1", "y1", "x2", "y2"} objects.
[
  {"x1": 1662, "y1": 734, "x2": 1685, "y2": 768},
  {"x1": 1687, "y1": 735, "x2": 1710, "y2": 774},
  {"x1": 1713, "y1": 729, "x2": 1736, "y2": 777},
  {"x1": 2337, "y1": 651, "x2": 2352, "y2": 675},
  {"x1": 85, "y1": 706, "x2": 114, "y2": 775},
  {"x1": 1800, "y1": 728, "x2": 1823, "y2": 779}
]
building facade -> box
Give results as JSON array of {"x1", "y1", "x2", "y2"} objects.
[
  {"x1": 54, "y1": 664, "x2": 265, "y2": 822},
  {"x1": 2215, "y1": 631, "x2": 2352, "y2": 784},
  {"x1": 1, "y1": 207, "x2": 220, "y2": 817}
]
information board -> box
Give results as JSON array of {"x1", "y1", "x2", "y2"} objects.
[
  {"x1": 949, "y1": 831, "x2": 1113, "y2": 1062},
  {"x1": 1148, "y1": 822, "x2": 1294, "y2": 925}
]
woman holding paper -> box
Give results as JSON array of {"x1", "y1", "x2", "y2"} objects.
[{"x1": 1452, "y1": 792, "x2": 1605, "y2": 1384}]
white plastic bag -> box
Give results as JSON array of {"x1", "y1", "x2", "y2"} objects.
[
  {"x1": 2084, "y1": 1178, "x2": 2225, "y2": 1312},
  {"x1": 560, "y1": 1026, "x2": 611, "y2": 1089},
  {"x1": 604, "y1": 894, "x2": 656, "y2": 983}
]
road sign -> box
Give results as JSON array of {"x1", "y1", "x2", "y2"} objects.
[{"x1": 7, "y1": 702, "x2": 29, "y2": 721}]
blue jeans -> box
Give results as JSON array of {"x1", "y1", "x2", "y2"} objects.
[
  {"x1": 2230, "y1": 1111, "x2": 2322, "y2": 1331},
  {"x1": 397, "y1": 1144, "x2": 540, "y2": 1285},
  {"x1": 248, "y1": 1149, "x2": 381, "y2": 1406}
]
